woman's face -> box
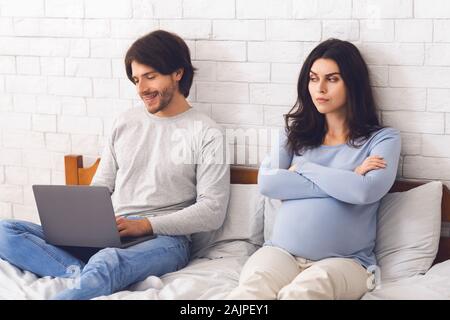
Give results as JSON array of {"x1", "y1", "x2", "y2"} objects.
[{"x1": 308, "y1": 58, "x2": 347, "y2": 116}]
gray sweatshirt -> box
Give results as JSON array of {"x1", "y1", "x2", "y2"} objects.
[{"x1": 91, "y1": 106, "x2": 230, "y2": 236}]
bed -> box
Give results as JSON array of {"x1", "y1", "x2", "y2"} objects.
[{"x1": 0, "y1": 155, "x2": 449, "y2": 300}]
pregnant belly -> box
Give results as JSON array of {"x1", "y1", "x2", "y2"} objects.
[{"x1": 269, "y1": 197, "x2": 376, "y2": 261}]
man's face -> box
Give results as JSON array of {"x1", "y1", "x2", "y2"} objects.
[{"x1": 131, "y1": 61, "x2": 182, "y2": 114}]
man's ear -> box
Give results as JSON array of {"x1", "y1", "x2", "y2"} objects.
[{"x1": 174, "y1": 68, "x2": 184, "y2": 81}]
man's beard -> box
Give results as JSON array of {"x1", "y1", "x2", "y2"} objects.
[{"x1": 144, "y1": 84, "x2": 176, "y2": 114}]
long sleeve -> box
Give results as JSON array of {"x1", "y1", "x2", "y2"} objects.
[
  {"x1": 90, "y1": 127, "x2": 118, "y2": 193},
  {"x1": 148, "y1": 129, "x2": 230, "y2": 235},
  {"x1": 294, "y1": 130, "x2": 401, "y2": 205},
  {"x1": 258, "y1": 129, "x2": 328, "y2": 200}
]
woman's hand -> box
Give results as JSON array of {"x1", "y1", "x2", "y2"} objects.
[
  {"x1": 116, "y1": 216, "x2": 153, "y2": 238},
  {"x1": 354, "y1": 155, "x2": 387, "y2": 176}
]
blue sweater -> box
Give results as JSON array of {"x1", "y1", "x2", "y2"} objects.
[{"x1": 260, "y1": 127, "x2": 401, "y2": 268}]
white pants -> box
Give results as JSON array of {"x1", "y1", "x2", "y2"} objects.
[{"x1": 226, "y1": 246, "x2": 370, "y2": 300}]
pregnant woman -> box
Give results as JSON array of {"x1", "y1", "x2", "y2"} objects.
[{"x1": 227, "y1": 39, "x2": 401, "y2": 300}]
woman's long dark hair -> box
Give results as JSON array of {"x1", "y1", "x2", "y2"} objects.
[{"x1": 285, "y1": 39, "x2": 382, "y2": 155}]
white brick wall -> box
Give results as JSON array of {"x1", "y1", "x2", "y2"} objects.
[{"x1": 1, "y1": 0, "x2": 450, "y2": 222}]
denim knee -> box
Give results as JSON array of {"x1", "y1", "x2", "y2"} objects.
[{"x1": 0, "y1": 220, "x2": 18, "y2": 258}]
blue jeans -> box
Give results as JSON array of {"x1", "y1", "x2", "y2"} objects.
[{"x1": 0, "y1": 219, "x2": 190, "y2": 300}]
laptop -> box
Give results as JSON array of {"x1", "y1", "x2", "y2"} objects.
[{"x1": 32, "y1": 185, "x2": 156, "y2": 250}]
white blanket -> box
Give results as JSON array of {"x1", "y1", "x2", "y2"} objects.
[
  {"x1": 2, "y1": 242, "x2": 450, "y2": 300},
  {"x1": 0, "y1": 241, "x2": 254, "y2": 300}
]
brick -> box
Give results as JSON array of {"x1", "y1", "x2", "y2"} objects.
[
  {"x1": 0, "y1": 93, "x2": 13, "y2": 111},
  {"x1": 0, "y1": 166, "x2": 3, "y2": 184},
  {"x1": 403, "y1": 156, "x2": 450, "y2": 180},
  {"x1": 427, "y1": 89, "x2": 450, "y2": 113},
  {"x1": 373, "y1": 88, "x2": 426, "y2": 111},
  {"x1": 51, "y1": 170, "x2": 66, "y2": 185},
  {"x1": 197, "y1": 82, "x2": 249, "y2": 104},
  {"x1": 84, "y1": 19, "x2": 110, "y2": 38},
  {"x1": 132, "y1": 0, "x2": 182, "y2": 18},
  {"x1": 267, "y1": 20, "x2": 321, "y2": 41},
  {"x1": 236, "y1": 0, "x2": 292, "y2": 19},
  {"x1": 250, "y1": 83, "x2": 296, "y2": 106},
  {"x1": 85, "y1": 0, "x2": 132, "y2": 18},
  {"x1": 322, "y1": 20, "x2": 359, "y2": 41},
  {"x1": 40, "y1": 57, "x2": 64, "y2": 76},
  {"x1": 399, "y1": 133, "x2": 421, "y2": 155},
  {"x1": 6, "y1": 75, "x2": 47, "y2": 94},
  {"x1": 213, "y1": 20, "x2": 265, "y2": 41},
  {"x1": 65, "y1": 58, "x2": 112, "y2": 78},
  {"x1": 5, "y1": 166, "x2": 28, "y2": 185},
  {"x1": 93, "y1": 79, "x2": 120, "y2": 98},
  {"x1": 69, "y1": 39, "x2": 90, "y2": 58},
  {"x1": 110, "y1": 19, "x2": 159, "y2": 39},
  {"x1": 389, "y1": 66, "x2": 450, "y2": 88},
  {"x1": 395, "y1": 20, "x2": 432, "y2": 42},
  {"x1": 368, "y1": 66, "x2": 388, "y2": 87},
  {"x1": 61, "y1": 97, "x2": 86, "y2": 116},
  {"x1": 183, "y1": 0, "x2": 235, "y2": 19},
  {"x1": 271, "y1": 63, "x2": 301, "y2": 84},
  {"x1": 360, "y1": 19, "x2": 394, "y2": 42},
  {"x1": 434, "y1": 20, "x2": 450, "y2": 42},
  {"x1": 14, "y1": 18, "x2": 83, "y2": 38},
  {"x1": 0, "y1": 148, "x2": 22, "y2": 166},
  {"x1": 28, "y1": 168, "x2": 51, "y2": 185},
  {"x1": 16, "y1": 56, "x2": 40, "y2": 75},
  {"x1": 0, "y1": 0, "x2": 45, "y2": 17},
  {"x1": 111, "y1": 59, "x2": 126, "y2": 78},
  {"x1": 382, "y1": 111, "x2": 444, "y2": 134},
  {"x1": 71, "y1": 134, "x2": 99, "y2": 155},
  {"x1": 0, "y1": 18, "x2": 14, "y2": 36},
  {"x1": 422, "y1": 134, "x2": 450, "y2": 158},
  {"x1": 352, "y1": 0, "x2": 413, "y2": 19},
  {"x1": 0, "y1": 113, "x2": 31, "y2": 130},
  {"x1": 13, "y1": 94, "x2": 37, "y2": 113},
  {"x1": 58, "y1": 116, "x2": 103, "y2": 135},
  {"x1": 447, "y1": 114, "x2": 450, "y2": 134},
  {"x1": 192, "y1": 61, "x2": 216, "y2": 81},
  {"x1": 0, "y1": 37, "x2": 71, "y2": 57},
  {"x1": 119, "y1": 79, "x2": 137, "y2": 99},
  {"x1": 3, "y1": 130, "x2": 45, "y2": 149},
  {"x1": 248, "y1": 41, "x2": 303, "y2": 63},
  {"x1": 415, "y1": 0, "x2": 450, "y2": 18},
  {"x1": 217, "y1": 62, "x2": 270, "y2": 82},
  {"x1": 32, "y1": 114, "x2": 57, "y2": 132},
  {"x1": 48, "y1": 77, "x2": 92, "y2": 97},
  {"x1": 13, "y1": 204, "x2": 40, "y2": 223},
  {"x1": 36, "y1": 95, "x2": 61, "y2": 114},
  {"x1": 191, "y1": 103, "x2": 212, "y2": 117},
  {"x1": 86, "y1": 98, "x2": 132, "y2": 117},
  {"x1": 425, "y1": 44, "x2": 450, "y2": 66},
  {"x1": 0, "y1": 185, "x2": 23, "y2": 204},
  {"x1": 45, "y1": 133, "x2": 71, "y2": 152},
  {"x1": 264, "y1": 106, "x2": 291, "y2": 127},
  {"x1": 293, "y1": 0, "x2": 352, "y2": 19},
  {"x1": 196, "y1": 41, "x2": 246, "y2": 62},
  {"x1": 91, "y1": 39, "x2": 133, "y2": 58},
  {"x1": 159, "y1": 20, "x2": 211, "y2": 40},
  {"x1": 0, "y1": 56, "x2": 15, "y2": 74},
  {"x1": 45, "y1": 0, "x2": 84, "y2": 18},
  {"x1": 212, "y1": 104, "x2": 263, "y2": 125},
  {"x1": 0, "y1": 202, "x2": 13, "y2": 219}
]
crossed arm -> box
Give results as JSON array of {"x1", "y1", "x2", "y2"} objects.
[{"x1": 259, "y1": 131, "x2": 401, "y2": 205}]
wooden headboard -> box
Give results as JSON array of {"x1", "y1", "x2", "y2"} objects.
[{"x1": 64, "y1": 155, "x2": 450, "y2": 265}]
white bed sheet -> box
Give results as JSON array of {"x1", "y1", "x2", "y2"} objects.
[
  {"x1": 362, "y1": 260, "x2": 450, "y2": 300},
  {"x1": 2, "y1": 242, "x2": 449, "y2": 300},
  {"x1": 0, "y1": 241, "x2": 254, "y2": 300}
]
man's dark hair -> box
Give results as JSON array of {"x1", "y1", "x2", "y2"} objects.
[
  {"x1": 285, "y1": 38, "x2": 382, "y2": 155},
  {"x1": 125, "y1": 30, "x2": 195, "y2": 97}
]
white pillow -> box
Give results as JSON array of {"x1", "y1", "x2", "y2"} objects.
[
  {"x1": 375, "y1": 181, "x2": 442, "y2": 282},
  {"x1": 190, "y1": 184, "x2": 265, "y2": 259}
]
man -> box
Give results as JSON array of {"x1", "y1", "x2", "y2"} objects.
[{"x1": 0, "y1": 30, "x2": 230, "y2": 300}]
